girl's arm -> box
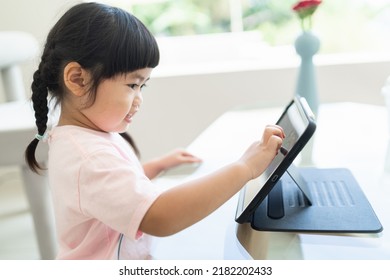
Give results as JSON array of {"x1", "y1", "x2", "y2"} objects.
[
  {"x1": 143, "y1": 149, "x2": 202, "y2": 179},
  {"x1": 139, "y1": 125, "x2": 284, "y2": 236}
]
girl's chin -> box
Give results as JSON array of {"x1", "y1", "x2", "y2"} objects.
[
  {"x1": 107, "y1": 124, "x2": 130, "y2": 134},
  {"x1": 119, "y1": 123, "x2": 131, "y2": 133}
]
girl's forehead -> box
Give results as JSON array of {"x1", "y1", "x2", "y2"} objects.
[{"x1": 123, "y1": 68, "x2": 153, "y2": 80}]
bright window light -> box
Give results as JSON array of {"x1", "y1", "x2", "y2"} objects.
[{"x1": 87, "y1": 0, "x2": 390, "y2": 54}]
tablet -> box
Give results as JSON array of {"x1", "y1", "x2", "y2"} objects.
[{"x1": 235, "y1": 96, "x2": 316, "y2": 223}]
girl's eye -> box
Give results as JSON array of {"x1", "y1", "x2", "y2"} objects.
[
  {"x1": 128, "y1": 84, "x2": 147, "y2": 91},
  {"x1": 128, "y1": 84, "x2": 138, "y2": 90}
]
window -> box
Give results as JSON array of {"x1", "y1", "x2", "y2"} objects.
[{"x1": 91, "y1": 0, "x2": 390, "y2": 54}]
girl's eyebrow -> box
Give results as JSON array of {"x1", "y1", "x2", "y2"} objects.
[{"x1": 127, "y1": 73, "x2": 150, "y2": 82}]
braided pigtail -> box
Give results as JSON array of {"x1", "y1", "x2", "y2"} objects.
[{"x1": 25, "y1": 66, "x2": 50, "y2": 173}]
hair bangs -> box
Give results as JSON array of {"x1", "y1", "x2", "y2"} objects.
[{"x1": 106, "y1": 8, "x2": 160, "y2": 76}]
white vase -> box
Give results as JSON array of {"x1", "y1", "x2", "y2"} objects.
[
  {"x1": 294, "y1": 31, "x2": 320, "y2": 166},
  {"x1": 294, "y1": 31, "x2": 320, "y2": 116}
]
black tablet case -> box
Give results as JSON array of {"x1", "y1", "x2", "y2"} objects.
[{"x1": 251, "y1": 166, "x2": 383, "y2": 233}]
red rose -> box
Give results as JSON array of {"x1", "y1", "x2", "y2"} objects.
[
  {"x1": 292, "y1": 1, "x2": 322, "y2": 30},
  {"x1": 293, "y1": 0, "x2": 322, "y2": 12}
]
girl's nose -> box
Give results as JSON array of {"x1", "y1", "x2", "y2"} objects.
[
  {"x1": 138, "y1": 94, "x2": 143, "y2": 105},
  {"x1": 133, "y1": 94, "x2": 143, "y2": 110}
]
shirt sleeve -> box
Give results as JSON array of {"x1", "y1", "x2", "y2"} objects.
[{"x1": 77, "y1": 149, "x2": 162, "y2": 240}]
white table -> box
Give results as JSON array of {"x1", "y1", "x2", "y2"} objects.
[{"x1": 152, "y1": 102, "x2": 390, "y2": 259}]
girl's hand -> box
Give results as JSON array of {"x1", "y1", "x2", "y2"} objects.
[
  {"x1": 143, "y1": 149, "x2": 202, "y2": 179},
  {"x1": 238, "y1": 125, "x2": 285, "y2": 180},
  {"x1": 158, "y1": 148, "x2": 202, "y2": 170}
]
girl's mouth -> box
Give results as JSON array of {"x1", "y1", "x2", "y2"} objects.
[
  {"x1": 125, "y1": 105, "x2": 140, "y2": 123},
  {"x1": 125, "y1": 113, "x2": 133, "y2": 123}
]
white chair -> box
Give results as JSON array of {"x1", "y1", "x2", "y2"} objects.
[{"x1": 0, "y1": 31, "x2": 57, "y2": 259}]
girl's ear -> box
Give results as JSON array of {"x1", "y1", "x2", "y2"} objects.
[{"x1": 63, "y1": 62, "x2": 91, "y2": 96}]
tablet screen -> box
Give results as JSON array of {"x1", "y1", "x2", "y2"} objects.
[{"x1": 235, "y1": 96, "x2": 316, "y2": 223}]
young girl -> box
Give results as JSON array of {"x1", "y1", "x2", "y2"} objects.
[{"x1": 25, "y1": 2, "x2": 284, "y2": 260}]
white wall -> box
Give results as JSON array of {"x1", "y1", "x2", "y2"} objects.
[
  {"x1": 0, "y1": 0, "x2": 79, "y2": 43},
  {"x1": 0, "y1": 0, "x2": 80, "y2": 101}
]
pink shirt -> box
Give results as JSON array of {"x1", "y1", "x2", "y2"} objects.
[{"x1": 48, "y1": 126, "x2": 162, "y2": 259}]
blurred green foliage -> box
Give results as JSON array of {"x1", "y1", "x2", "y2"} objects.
[{"x1": 114, "y1": 0, "x2": 390, "y2": 53}]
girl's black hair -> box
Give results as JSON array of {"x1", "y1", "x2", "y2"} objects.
[{"x1": 25, "y1": 2, "x2": 159, "y2": 173}]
